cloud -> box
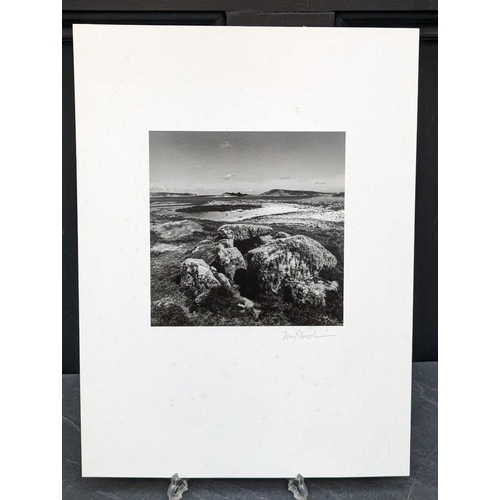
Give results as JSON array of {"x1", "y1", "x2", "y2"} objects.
[
  {"x1": 220, "y1": 140, "x2": 232, "y2": 148},
  {"x1": 223, "y1": 173, "x2": 234, "y2": 181},
  {"x1": 279, "y1": 176, "x2": 291, "y2": 180},
  {"x1": 315, "y1": 181, "x2": 327, "y2": 184}
]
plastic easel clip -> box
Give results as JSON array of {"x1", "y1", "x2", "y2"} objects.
[
  {"x1": 167, "y1": 473, "x2": 189, "y2": 500},
  {"x1": 288, "y1": 473, "x2": 309, "y2": 500}
]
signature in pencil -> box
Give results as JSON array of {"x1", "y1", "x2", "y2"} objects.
[{"x1": 282, "y1": 329, "x2": 337, "y2": 343}]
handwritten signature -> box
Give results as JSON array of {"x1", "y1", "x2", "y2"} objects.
[{"x1": 282, "y1": 329, "x2": 337, "y2": 343}]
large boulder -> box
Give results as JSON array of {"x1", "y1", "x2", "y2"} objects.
[
  {"x1": 189, "y1": 239, "x2": 224, "y2": 264},
  {"x1": 247, "y1": 235, "x2": 337, "y2": 294},
  {"x1": 274, "y1": 231, "x2": 291, "y2": 239},
  {"x1": 217, "y1": 224, "x2": 274, "y2": 255},
  {"x1": 179, "y1": 258, "x2": 221, "y2": 298},
  {"x1": 283, "y1": 278, "x2": 339, "y2": 308},
  {"x1": 213, "y1": 247, "x2": 246, "y2": 280},
  {"x1": 189, "y1": 238, "x2": 234, "y2": 264},
  {"x1": 219, "y1": 238, "x2": 234, "y2": 248},
  {"x1": 217, "y1": 224, "x2": 273, "y2": 241},
  {"x1": 257, "y1": 234, "x2": 274, "y2": 245}
]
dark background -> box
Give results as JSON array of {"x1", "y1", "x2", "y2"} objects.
[{"x1": 62, "y1": 0, "x2": 438, "y2": 374}]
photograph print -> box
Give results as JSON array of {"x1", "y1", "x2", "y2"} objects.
[{"x1": 150, "y1": 131, "x2": 345, "y2": 327}]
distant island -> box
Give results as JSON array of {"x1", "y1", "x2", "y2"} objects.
[
  {"x1": 222, "y1": 192, "x2": 248, "y2": 197},
  {"x1": 151, "y1": 192, "x2": 197, "y2": 197},
  {"x1": 260, "y1": 189, "x2": 332, "y2": 197}
]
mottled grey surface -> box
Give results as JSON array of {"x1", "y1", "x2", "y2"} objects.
[{"x1": 63, "y1": 362, "x2": 437, "y2": 499}]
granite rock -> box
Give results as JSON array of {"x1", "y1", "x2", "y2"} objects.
[
  {"x1": 179, "y1": 258, "x2": 221, "y2": 297},
  {"x1": 247, "y1": 235, "x2": 337, "y2": 294},
  {"x1": 213, "y1": 247, "x2": 247, "y2": 280},
  {"x1": 217, "y1": 224, "x2": 273, "y2": 241}
]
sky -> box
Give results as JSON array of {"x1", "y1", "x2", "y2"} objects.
[{"x1": 149, "y1": 131, "x2": 345, "y2": 195}]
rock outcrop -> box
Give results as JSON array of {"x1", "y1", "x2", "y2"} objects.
[
  {"x1": 179, "y1": 258, "x2": 221, "y2": 298},
  {"x1": 219, "y1": 238, "x2": 234, "y2": 248},
  {"x1": 213, "y1": 247, "x2": 246, "y2": 280},
  {"x1": 217, "y1": 224, "x2": 274, "y2": 254},
  {"x1": 190, "y1": 237, "x2": 234, "y2": 264},
  {"x1": 215, "y1": 272, "x2": 232, "y2": 290},
  {"x1": 189, "y1": 240, "x2": 223, "y2": 264},
  {"x1": 177, "y1": 225, "x2": 340, "y2": 317},
  {"x1": 257, "y1": 234, "x2": 274, "y2": 245},
  {"x1": 152, "y1": 220, "x2": 203, "y2": 240},
  {"x1": 274, "y1": 231, "x2": 291, "y2": 239},
  {"x1": 247, "y1": 235, "x2": 337, "y2": 294},
  {"x1": 217, "y1": 224, "x2": 273, "y2": 241},
  {"x1": 283, "y1": 278, "x2": 339, "y2": 308}
]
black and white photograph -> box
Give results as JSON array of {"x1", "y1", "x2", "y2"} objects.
[{"x1": 150, "y1": 131, "x2": 345, "y2": 327}]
